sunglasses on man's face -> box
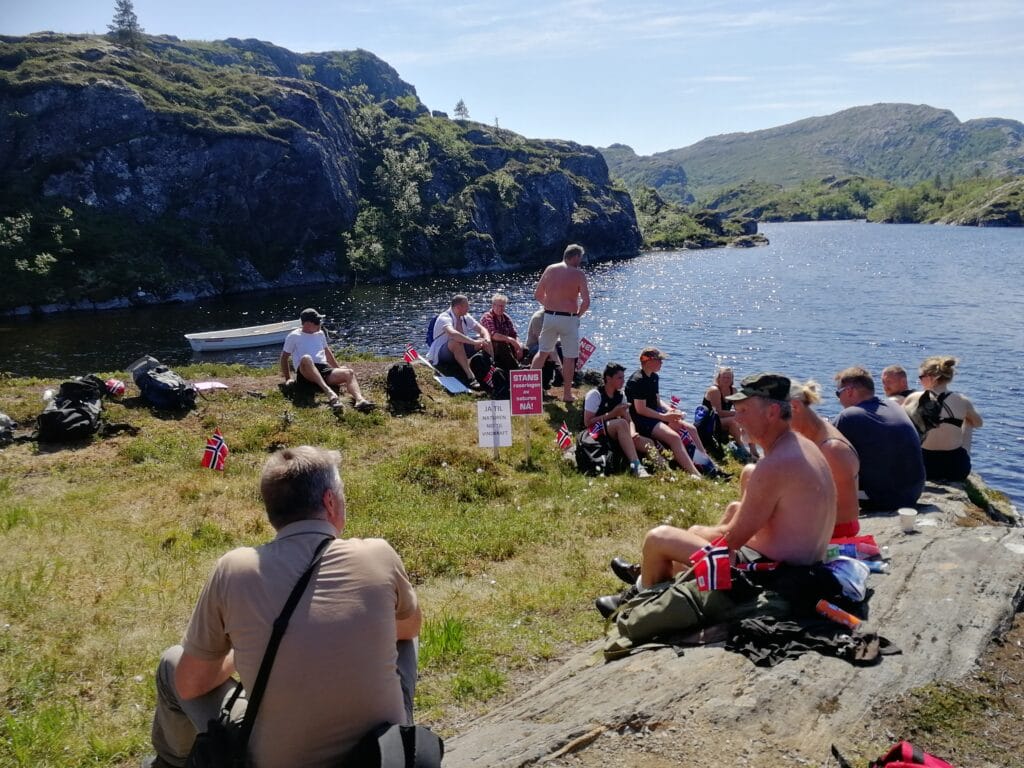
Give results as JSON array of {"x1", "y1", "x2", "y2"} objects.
[{"x1": 835, "y1": 386, "x2": 850, "y2": 398}]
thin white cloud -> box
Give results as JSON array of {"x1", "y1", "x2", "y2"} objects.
[
  {"x1": 843, "y1": 42, "x2": 976, "y2": 66},
  {"x1": 686, "y1": 75, "x2": 753, "y2": 84},
  {"x1": 384, "y1": 0, "x2": 861, "y2": 65}
]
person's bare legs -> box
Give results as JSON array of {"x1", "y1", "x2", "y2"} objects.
[
  {"x1": 606, "y1": 419, "x2": 641, "y2": 464},
  {"x1": 326, "y1": 367, "x2": 365, "y2": 404},
  {"x1": 561, "y1": 358, "x2": 577, "y2": 402},
  {"x1": 640, "y1": 524, "x2": 711, "y2": 586},
  {"x1": 296, "y1": 356, "x2": 340, "y2": 402},
  {"x1": 651, "y1": 422, "x2": 700, "y2": 476}
]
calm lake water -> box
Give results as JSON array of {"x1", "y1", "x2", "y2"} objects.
[{"x1": 2, "y1": 221, "x2": 1022, "y2": 505}]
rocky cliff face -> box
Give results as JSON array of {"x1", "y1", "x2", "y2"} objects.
[{"x1": 0, "y1": 34, "x2": 641, "y2": 313}]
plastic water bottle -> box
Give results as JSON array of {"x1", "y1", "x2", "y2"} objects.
[{"x1": 864, "y1": 560, "x2": 890, "y2": 574}]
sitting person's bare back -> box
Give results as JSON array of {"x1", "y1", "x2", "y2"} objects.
[{"x1": 741, "y1": 429, "x2": 835, "y2": 564}]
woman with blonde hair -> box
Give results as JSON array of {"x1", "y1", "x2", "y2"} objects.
[
  {"x1": 700, "y1": 366, "x2": 757, "y2": 460},
  {"x1": 903, "y1": 356, "x2": 983, "y2": 481},
  {"x1": 789, "y1": 379, "x2": 861, "y2": 538}
]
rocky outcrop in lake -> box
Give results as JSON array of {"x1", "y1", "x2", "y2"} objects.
[{"x1": 0, "y1": 34, "x2": 641, "y2": 314}]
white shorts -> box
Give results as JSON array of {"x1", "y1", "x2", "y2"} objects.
[{"x1": 538, "y1": 313, "x2": 580, "y2": 358}]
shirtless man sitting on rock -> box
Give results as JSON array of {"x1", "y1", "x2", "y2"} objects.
[
  {"x1": 531, "y1": 243, "x2": 590, "y2": 403},
  {"x1": 598, "y1": 373, "x2": 836, "y2": 617}
]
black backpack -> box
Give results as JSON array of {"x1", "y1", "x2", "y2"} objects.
[
  {"x1": 913, "y1": 390, "x2": 961, "y2": 438},
  {"x1": 386, "y1": 363, "x2": 422, "y2": 410},
  {"x1": 128, "y1": 355, "x2": 197, "y2": 410},
  {"x1": 1, "y1": 411, "x2": 17, "y2": 446},
  {"x1": 37, "y1": 374, "x2": 105, "y2": 442},
  {"x1": 575, "y1": 426, "x2": 626, "y2": 476},
  {"x1": 469, "y1": 351, "x2": 510, "y2": 399}
]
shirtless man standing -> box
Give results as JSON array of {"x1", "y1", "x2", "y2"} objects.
[
  {"x1": 531, "y1": 244, "x2": 590, "y2": 403},
  {"x1": 599, "y1": 373, "x2": 835, "y2": 615}
]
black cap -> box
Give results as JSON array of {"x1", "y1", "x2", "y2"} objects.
[
  {"x1": 299, "y1": 308, "x2": 324, "y2": 324},
  {"x1": 725, "y1": 372, "x2": 791, "y2": 403}
]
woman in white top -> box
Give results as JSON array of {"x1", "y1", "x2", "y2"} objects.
[{"x1": 903, "y1": 356, "x2": 983, "y2": 481}]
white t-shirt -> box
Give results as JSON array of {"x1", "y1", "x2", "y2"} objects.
[
  {"x1": 583, "y1": 387, "x2": 603, "y2": 415},
  {"x1": 282, "y1": 329, "x2": 330, "y2": 366},
  {"x1": 427, "y1": 309, "x2": 480, "y2": 364}
]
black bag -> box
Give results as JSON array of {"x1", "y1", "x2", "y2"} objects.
[
  {"x1": 129, "y1": 355, "x2": 197, "y2": 410},
  {"x1": 186, "y1": 683, "x2": 244, "y2": 768},
  {"x1": 348, "y1": 723, "x2": 444, "y2": 768},
  {"x1": 912, "y1": 390, "x2": 959, "y2": 438},
  {"x1": 1, "y1": 411, "x2": 16, "y2": 446},
  {"x1": 386, "y1": 363, "x2": 422, "y2": 409},
  {"x1": 575, "y1": 427, "x2": 624, "y2": 476},
  {"x1": 36, "y1": 374, "x2": 105, "y2": 442},
  {"x1": 468, "y1": 352, "x2": 509, "y2": 399}
]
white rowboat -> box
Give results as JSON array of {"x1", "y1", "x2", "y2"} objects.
[{"x1": 185, "y1": 319, "x2": 301, "y2": 352}]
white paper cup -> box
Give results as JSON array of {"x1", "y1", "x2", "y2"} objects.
[{"x1": 898, "y1": 507, "x2": 918, "y2": 533}]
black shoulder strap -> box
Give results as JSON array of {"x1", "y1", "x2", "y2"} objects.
[{"x1": 235, "y1": 535, "x2": 334, "y2": 752}]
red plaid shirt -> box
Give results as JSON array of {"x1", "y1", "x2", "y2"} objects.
[{"x1": 481, "y1": 310, "x2": 518, "y2": 340}]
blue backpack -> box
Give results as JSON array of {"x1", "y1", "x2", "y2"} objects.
[{"x1": 425, "y1": 314, "x2": 443, "y2": 347}]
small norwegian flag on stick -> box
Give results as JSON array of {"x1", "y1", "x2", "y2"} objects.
[
  {"x1": 404, "y1": 344, "x2": 422, "y2": 364},
  {"x1": 588, "y1": 420, "x2": 605, "y2": 439},
  {"x1": 201, "y1": 428, "x2": 229, "y2": 471},
  {"x1": 555, "y1": 421, "x2": 573, "y2": 451}
]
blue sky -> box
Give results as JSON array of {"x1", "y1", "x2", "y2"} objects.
[{"x1": 6, "y1": 1, "x2": 1024, "y2": 155}]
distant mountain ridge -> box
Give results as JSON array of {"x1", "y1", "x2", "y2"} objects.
[{"x1": 602, "y1": 104, "x2": 1024, "y2": 201}]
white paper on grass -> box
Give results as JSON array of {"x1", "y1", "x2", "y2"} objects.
[{"x1": 434, "y1": 375, "x2": 471, "y2": 394}]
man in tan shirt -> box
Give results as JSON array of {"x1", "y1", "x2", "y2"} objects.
[
  {"x1": 531, "y1": 243, "x2": 590, "y2": 402},
  {"x1": 146, "y1": 446, "x2": 421, "y2": 768}
]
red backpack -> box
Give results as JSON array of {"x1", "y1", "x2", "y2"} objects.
[{"x1": 832, "y1": 741, "x2": 956, "y2": 768}]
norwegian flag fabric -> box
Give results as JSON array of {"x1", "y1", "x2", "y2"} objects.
[
  {"x1": 689, "y1": 536, "x2": 731, "y2": 591},
  {"x1": 734, "y1": 561, "x2": 780, "y2": 572},
  {"x1": 483, "y1": 365, "x2": 496, "y2": 386},
  {"x1": 693, "y1": 545, "x2": 731, "y2": 591},
  {"x1": 670, "y1": 395, "x2": 684, "y2": 410},
  {"x1": 588, "y1": 420, "x2": 605, "y2": 439},
  {"x1": 201, "y1": 428, "x2": 229, "y2": 471},
  {"x1": 403, "y1": 344, "x2": 422, "y2": 364},
  {"x1": 555, "y1": 421, "x2": 573, "y2": 451}
]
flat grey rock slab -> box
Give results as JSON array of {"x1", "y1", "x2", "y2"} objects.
[{"x1": 445, "y1": 479, "x2": 1023, "y2": 767}]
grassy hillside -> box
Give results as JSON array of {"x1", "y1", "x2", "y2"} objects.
[
  {"x1": 701, "y1": 173, "x2": 1024, "y2": 227},
  {"x1": 0, "y1": 363, "x2": 737, "y2": 766},
  {"x1": 602, "y1": 104, "x2": 1024, "y2": 202}
]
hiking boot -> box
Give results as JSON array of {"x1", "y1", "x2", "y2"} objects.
[
  {"x1": 328, "y1": 396, "x2": 345, "y2": 414},
  {"x1": 595, "y1": 594, "x2": 622, "y2": 619},
  {"x1": 353, "y1": 399, "x2": 377, "y2": 413},
  {"x1": 630, "y1": 461, "x2": 651, "y2": 479},
  {"x1": 610, "y1": 557, "x2": 641, "y2": 586}
]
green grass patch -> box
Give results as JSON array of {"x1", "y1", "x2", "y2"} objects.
[{"x1": 0, "y1": 365, "x2": 744, "y2": 764}]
